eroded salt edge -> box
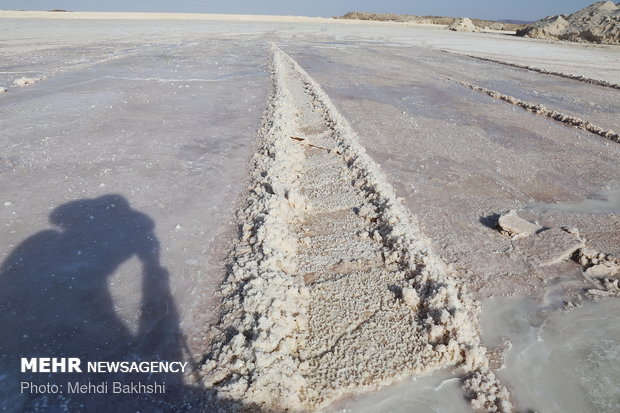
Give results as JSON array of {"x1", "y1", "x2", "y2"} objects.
[
  {"x1": 446, "y1": 52, "x2": 620, "y2": 91},
  {"x1": 201, "y1": 45, "x2": 512, "y2": 412}
]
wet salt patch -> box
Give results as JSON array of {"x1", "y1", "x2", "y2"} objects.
[
  {"x1": 528, "y1": 188, "x2": 620, "y2": 215},
  {"x1": 480, "y1": 296, "x2": 620, "y2": 412}
]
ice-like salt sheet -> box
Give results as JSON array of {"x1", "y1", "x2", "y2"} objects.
[
  {"x1": 326, "y1": 370, "x2": 471, "y2": 413},
  {"x1": 480, "y1": 296, "x2": 620, "y2": 413}
]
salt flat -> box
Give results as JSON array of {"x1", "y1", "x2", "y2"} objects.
[{"x1": 1, "y1": 13, "x2": 619, "y2": 413}]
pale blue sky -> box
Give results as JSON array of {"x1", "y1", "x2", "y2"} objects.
[{"x1": 2, "y1": 0, "x2": 601, "y2": 21}]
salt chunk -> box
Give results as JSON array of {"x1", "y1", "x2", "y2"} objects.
[
  {"x1": 13, "y1": 77, "x2": 38, "y2": 87},
  {"x1": 585, "y1": 262, "x2": 619, "y2": 277},
  {"x1": 498, "y1": 210, "x2": 542, "y2": 237},
  {"x1": 402, "y1": 287, "x2": 420, "y2": 307},
  {"x1": 517, "y1": 228, "x2": 584, "y2": 267}
]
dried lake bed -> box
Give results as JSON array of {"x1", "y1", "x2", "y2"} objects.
[{"x1": 1, "y1": 12, "x2": 619, "y2": 412}]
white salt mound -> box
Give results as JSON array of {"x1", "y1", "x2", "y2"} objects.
[
  {"x1": 520, "y1": 15, "x2": 570, "y2": 39},
  {"x1": 448, "y1": 17, "x2": 482, "y2": 32},
  {"x1": 13, "y1": 77, "x2": 38, "y2": 87},
  {"x1": 517, "y1": 1, "x2": 620, "y2": 44}
]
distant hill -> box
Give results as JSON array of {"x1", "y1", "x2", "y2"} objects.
[
  {"x1": 516, "y1": 1, "x2": 620, "y2": 44},
  {"x1": 338, "y1": 12, "x2": 527, "y2": 31}
]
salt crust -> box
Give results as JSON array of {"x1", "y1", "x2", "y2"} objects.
[{"x1": 201, "y1": 45, "x2": 511, "y2": 412}]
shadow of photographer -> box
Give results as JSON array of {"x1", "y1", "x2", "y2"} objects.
[{"x1": 0, "y1": 194, "x2": 203, "y2": 412}]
